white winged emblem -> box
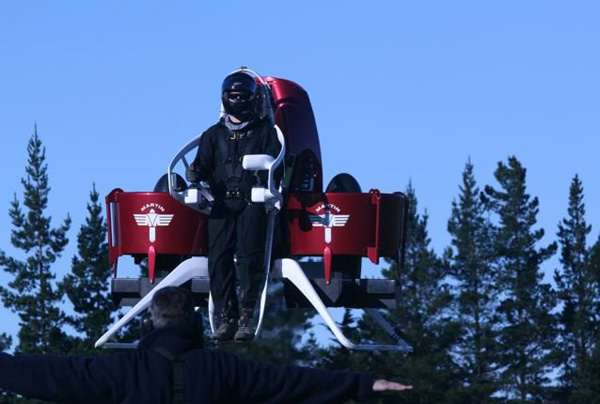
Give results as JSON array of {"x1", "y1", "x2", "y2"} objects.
[
  {"x1": 309, "y1": 211, "x2": 350, "y2": 244},
  {"x1": 133, "y1": 209, "x2": 174, "y2": 243}
]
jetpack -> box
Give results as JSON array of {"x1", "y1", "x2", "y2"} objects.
[{"x1": 95, "y1": 68, "x2": 411, "y2": 353}]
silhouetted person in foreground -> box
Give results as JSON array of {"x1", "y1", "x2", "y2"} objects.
[{"x1": 0, "y1": 287, "x2": 412, "y2": 403}]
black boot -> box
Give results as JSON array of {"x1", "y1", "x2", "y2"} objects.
[
  {"x1": 234, "y1": 308, "x2": 254, "y2": 341},
  {"x1": 212, "y1": 311, "x2": 238, "y2": 341}
]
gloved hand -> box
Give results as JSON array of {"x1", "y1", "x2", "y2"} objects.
[{"x1": 186, "y1": 166, "x2": 201, "y2": 184}]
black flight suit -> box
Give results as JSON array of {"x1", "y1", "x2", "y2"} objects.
[{"x1": 190, "y1": 117, "x2": 281, "y2": 319}]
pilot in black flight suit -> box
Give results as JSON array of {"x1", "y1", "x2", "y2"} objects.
[{"x1": 186, "y1": 71, "x2": 281, "y2": 341}]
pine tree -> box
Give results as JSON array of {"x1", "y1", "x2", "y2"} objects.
[
  {"x1": 0, "y1": 126, "x2": 72, "y2": 354},
  {"x1": 387, "y1": 183, "x2": 458, "y2": 403},
  {"x1": 553, "y1": 175, "x2": 600, "y2": 403},
  {"x1": 446, "y1": 159, "x2": 499, "y2": 402},
  {"x1": 483, "y1": 156, "x2": 557, "y2": 402},
  {"x1": 578, "y1": 235, "x2": 600, "y2": 401},
  {"x1": 62, "y1": 184, "x2": 114, "y2": 353}
]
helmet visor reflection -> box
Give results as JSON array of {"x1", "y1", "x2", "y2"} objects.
[{"x1": 227, "y1": 90, "x2": 252, "y2": 103}]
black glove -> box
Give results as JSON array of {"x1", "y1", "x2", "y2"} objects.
[{"x1": 186, "y1": 166, "x2": 201, "y2": 184}]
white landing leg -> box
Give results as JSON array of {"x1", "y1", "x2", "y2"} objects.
[
  {"x1": 273, "y1": 258, "x2": 411, "y2": 352},
  {"x1": 254, "y1": 208, "x2": 279, "y2": 338},
  {"x1": 95, "y1": 257, "x2": 208, "y2": 348}
]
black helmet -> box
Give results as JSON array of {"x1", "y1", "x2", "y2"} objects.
[{"x1": 221, "y1": 72, "x2": 259, "y2": 121}]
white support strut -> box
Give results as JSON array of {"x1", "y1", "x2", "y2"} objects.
[
  {"x1": 95, "y1": 257, "x2": 208, "y2": 348},
  {"x1": 242, "y1": 122, "x2": 286, "y2": 337},
  {"x1": 254, "y1": 207, "x2": 278, "y2": 338},
  {"x1": 273, "y1": 259, "x2": 411, "y2": 352}
]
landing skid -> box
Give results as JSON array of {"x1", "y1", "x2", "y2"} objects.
[{"x1": 97, "y1": 257, "x2": 411, "y2": 353}]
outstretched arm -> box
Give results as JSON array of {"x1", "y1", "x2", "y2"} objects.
[
  {"x1": 0, "y1": 353, "x2": 116, "y2": 403},
  {"x1": 208, "y1": 350, "x2": 373, "y2": 403}
]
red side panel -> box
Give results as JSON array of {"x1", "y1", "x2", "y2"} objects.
[
  {"x1": 106, "y1": 188, "x2": 124, "y2": 276},
  {"x1": 105, "y1": 190, "x2": 208, "y2": 277},
  {"x1": 286, "y1": 191, "x2": 407, "y2": 263}
]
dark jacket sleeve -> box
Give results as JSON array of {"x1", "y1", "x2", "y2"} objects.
[
  {"x1": 190, "y1": 127, "x2": 215, "y2": 182},
  {"x1": 204, "y1": 350, "x2": 374, "y2": 404},
  {"x1": 0, "y1": 352, "x2": 119, "y2": 403}
]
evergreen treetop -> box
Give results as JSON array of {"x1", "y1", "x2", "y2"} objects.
[
  {"x1": 553, "y1": 175, "x2": 600, "y2": 403},
  {"x1": 484, "y1": 156, "x2": 557, "y2": 402},
  {"x1": 447, "y1": 159, "x2": 499, "y2": 402},
  {"x1": 0, "y1": 126, "x2": 72, "y2": 354},
  {"x1": 63, "y1": 184, "x2": 114, "y2": 353}
]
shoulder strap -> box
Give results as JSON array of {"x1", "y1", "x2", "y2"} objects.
[
  {"x1": 153, "y1": 347, "x2": 194, "y2": 404},
  {"x1": 217, "y1": 128, "x2": 237, "y2": 179},
  {"x1": 239, "y1": 127, "x2": 261, "y2": 157}
]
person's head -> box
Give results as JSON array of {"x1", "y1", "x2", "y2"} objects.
[
  {"x1": 221, "y1": 72, "x2": 260, "y2": 122},
  {"x1": 150, "y1": 287, "x2": 196, "y2": 329}
]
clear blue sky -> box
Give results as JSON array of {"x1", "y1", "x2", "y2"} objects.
[{"x1": 1, "y1": 1, "x2": 599, "y2": 344}]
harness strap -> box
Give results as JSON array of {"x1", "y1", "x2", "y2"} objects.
[
  {"x1": 217, "y1": 126, "x2": 261, "y2": 189},
  {"x1": 217, "y1": 130, "x2": 238, "y2": 180},
  {"x1": 153, "y1": 347, "x2": 196, "y2": 404}
]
